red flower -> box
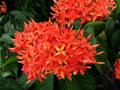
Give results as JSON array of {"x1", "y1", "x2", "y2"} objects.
[
  {"x1": 10, "y1": 19, "x2": 103, "y2": 82},
  {"x1": 114, "y1": 59, "x2": 120, "y2": 80},
  {"x1": 51, "y1": 0, "x2": 116, "y2": 26},
  {"x1": 0, "y1": 1, "x2": 7, "y2": 14}
]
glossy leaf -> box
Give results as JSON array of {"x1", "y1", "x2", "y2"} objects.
[
  {"x1": 84, "y1": 25, "x2": 95, "y2": 36},
  {"x1": 84, "y1": 26, "x2": 97, "y2": 45},
  {"x1": 84, "y1": 21, "x2": 105, "y2": 36},
  {"x1": 0, "y1": 71, "x2": 12, "y2": 78},
  {"x1": 4, "y1": 56, "x2": 18, "y2": 66},
  {"x1": 4, "y1": 62, "x2": 18, "y2": 76}
]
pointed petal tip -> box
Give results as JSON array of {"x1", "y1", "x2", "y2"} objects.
[
  {"x1": 96, "y1": 51, "x2": 104, "y2": 55},
  {"x1": 96, "y1": 62, "x2": 105, "y2": 64}
]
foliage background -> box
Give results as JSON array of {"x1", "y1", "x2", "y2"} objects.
[{"x1": 0, "y1": 0, "x2": 120, "y2": 90}]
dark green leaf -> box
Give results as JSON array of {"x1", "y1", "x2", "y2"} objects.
[
  {"x1": 0, "y1": 16, "x2": 5, "y2": 23},
  {"x1": 95, "y1": 41, "x2": 109, "y2": 74},
  {"x1": 58, "y1": 79, "x2": 66, "y2": 90},
  {"x1": 115, "y1": 0, "x2": 120, "y2": 8},
  {"x1": 65, "y1": 77, "x2": 81, "y2": 90},
  {"x1": 4, "y1": 56, "x2": 18, "y2": 66},
  {"x1": 73, "y1": 20, "x2": 83, "y2": 30},
  {"x1": 16, "y1": 73, "x2": 36, "y2": 89},
  {"x1": 0, "y1": 71, "x2": 12, "y2": 78},
  {"x1": 84, "y1": 27, "x2": 107, "y2": 74},
  {"x1": 4, "y1": 21, "x2": 15, "y2": 36},
  {"x1": 24, "y1": 12, "x2": 34, "y2": 19},
  {"x1": 0, "y1": 33, "x2": 13, "y2": 44},
  {"x1": 84, "y1": 21, "x2": 105, "y2": 36},
  {"x1": 9, "y1": 10, "x2": 27, "y2": 22},
  {"x1": 0, "y1": 47, "x2": 3, "y2": 67},
  {"x1": 4, "y1": 62, "x2": 18, "y2": 76},
  {"x1": 105, "y1": 18, "x2": 116, "y2": 42},
  {"x1": 111, "y1": 29, "x2": 120, "y2": 51},
  {"x1": 14, "y1": 19, "x2": 24, "y2": 32},
  {"x1": 75, "y1": 73, "x2": 95, "y2": 90},
  {"x1": 84, "y1": 26, "x2": 97, "y2": 45},
  {"x1": 84, "y1": 25, "x2": 95, "y2": 36},
  {"x1": 0, "y1": 77, "x2": 24, "y2": 90},
  {"x1": 114, "y1": 7, "x2": 120, "y2": 18},
  {"x1": 35, "y1": 74, "x2": 54, "y2": 90},
  {"x1": 63, "y1": 73, "x2": 95, "y2": 90}
]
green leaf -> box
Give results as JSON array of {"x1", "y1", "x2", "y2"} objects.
[
  {"x1": 75, "y1": 73, "x2": 95, "y2": 90},
  {"x1": 0, "y1": 26, "x2": 4, "y2": 36},
  {"x1": 84, "y1": 26, "x2": 95, "y2": 36},
  {"x1": 84, "y1": 21, "x2": 105, "y2": 36},
  {"x1": 0, "y1": 47, "x2": 3, "y2": 67},
  {"x1": 16, "y1": 73, "x2": 36, "y2": 89},
  {"x1": 4, "y1": 56, "x2": 18, "y2": 66},
  {"x1": 24, "y1": 12, "x2": 34, "y2": 19},
  {"x1": 84, "y1": 26, "x2": 97, "y2": 45},
  {"x1": 0, "y1": 77, "x2": 24, "y2": 90},
  {"x1": 84, "y1": 26, "x2": 107, "y2": 74},
  {"x1": 114, "y1": 8, "x2": 120, "y2": 18},
  {"x1": 95, "y1": 42, "x2": 109, "y2": 74},
  {"x1": 60, "y1": 73, "x2": 95, "y2": 90},
  {"x1": 111, "y1": 29, "x2": 120, "y2": 51},
  {"x1": 35, "y1": 74, "x2": 54, "y2": 90},
  {"x1": 105, "y1": 18, "x2": 116, "y2": 42},
  {"x1": 0, "y1": 33, "x2": 13, "y2": 44},
  {"x1": 115, "y1": 0, "x2": 120, "y2": 8},
  {"x1": 65, "y1": 77, "x2": 81, "y2": 90},
  {"x1": 4, "y1": 21, "x2": 15, "y2": 36},
  {"x1": 14, "y1": 19, "x2": 24, "y2": 32},
  {"x1": 4, "y1": 62, "x2": 18, "y2": 76},
  {"x1": 73, "y1": 20, "x2": 83, "y2": 30},
  {"x1": 9, "y1": 10, "x2": 27, "y2": 22},
  {"x1": 0, "y1": 71, "x2": 12, "y2": 78},
  {"x1": 0, "y1": 16, "x2": 5, "y2": 23}
]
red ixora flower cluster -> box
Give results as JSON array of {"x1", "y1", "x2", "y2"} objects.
[
  {"x1": 51, "y1": 0, "x2": 116, "y2": 25},
  {"x1": 114, "y1": 59, "x2": 120, "y2": 80},
  {"x1": 10, "y1": 20, "x2": 103, "y2": 82},
  {"x1": 0, "y1": 1, "x2": 7, "y2": 14}
]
